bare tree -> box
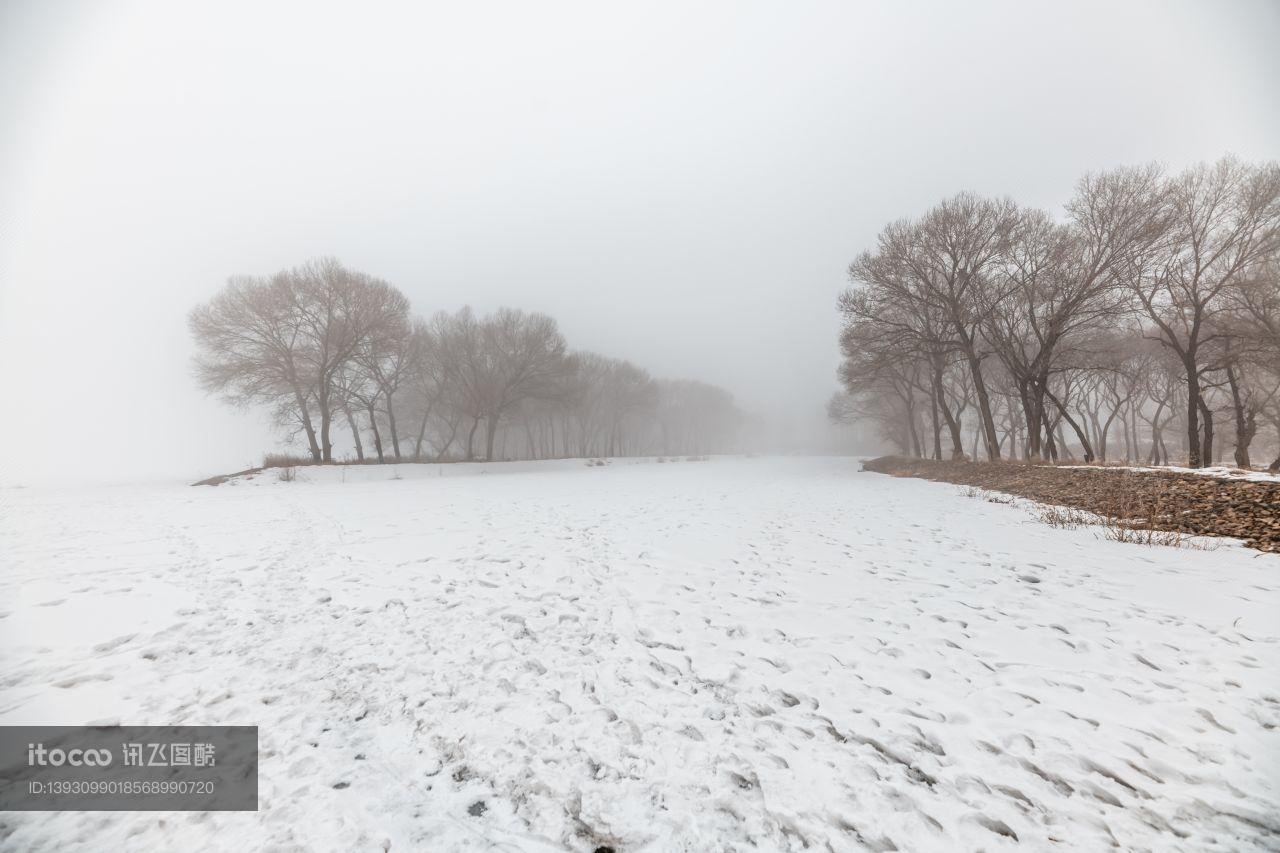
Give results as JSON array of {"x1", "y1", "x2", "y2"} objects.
[
  {"x1": 837, "y1": 158, "x2": 1280, "y2": 471},
  {"x1": 852, "y1": 194, "x2": 1020, "y2": 459},
  {"x1": 982, "y1": 167, "x2": 1166, "y2": 460},
  {"x1": 191, "y1": 258, "x2": 413, "y2": 463},
  {"x1": 1131, "y1": 157, "x2": 1280, "y2": 467},
  {"x1": 351, "y1": 294, "x2": 414, "y2": 461},
  {"x1": 190, "y1": 273, "x2": 325, "y2": 461},
  {"x1": 654, "y1": 379, "x2": 740, "y2": 456},
  {"x1": 473, "y1": 309, "x2": 572, "y2": 460},
  {"x1": 424, "y1": 307, "x2": 574, "y2": 461}
]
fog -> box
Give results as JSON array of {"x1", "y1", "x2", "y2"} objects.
[{"x1": 2, "y1": 0, "x2": 1276, "y2": 484}]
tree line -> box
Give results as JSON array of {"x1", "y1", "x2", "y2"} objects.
[
  {"x1": 190, "y1": 258, "x2": 742, "y2": 464},
  {"x1": 832, "y1": 156, "x2": 1280, "y2": 470}
]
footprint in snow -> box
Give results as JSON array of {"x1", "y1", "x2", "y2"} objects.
[
  {"x1": 92, "y1": 633, "x2": 137, "y2": 653},
  {"x1": 53, "y1": 673, "x2": 113, "y2": 688}
]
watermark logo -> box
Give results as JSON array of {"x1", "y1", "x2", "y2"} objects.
[
  {"x1": 2, "y1": 726, "x2": 257, "y2": 811},
  {"x1": 27, "y1": 744, "x2": 114, "y2": 767}
]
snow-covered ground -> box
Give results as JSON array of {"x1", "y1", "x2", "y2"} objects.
[
  {"x1": 1058, "y1": 462, "x2": 1280, "y2": 483},
  {"x1": 1, "y1": 456, "x2": 1277, "y2": 851}
]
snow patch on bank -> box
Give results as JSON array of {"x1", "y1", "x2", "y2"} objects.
[{"x1": 1059, "y1": 462, "x2": 1280, "y2": 483}]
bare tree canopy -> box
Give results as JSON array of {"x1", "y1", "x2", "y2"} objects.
[
  {"x1": 837, "y1": 157, "x2": 1280, "y2": 471},
  {"x1": 191, "y1": 261, "x2": 744, "y2": 464}
]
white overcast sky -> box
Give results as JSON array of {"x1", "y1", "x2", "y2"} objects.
[{"x1": 1, "y1": 0, "x2": 1277, "y2": 483}]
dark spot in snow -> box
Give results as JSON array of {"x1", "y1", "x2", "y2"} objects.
[
  {"x1": 974, "y1": 815, "x2": 1018, "y2": 840},
  {"x1": 1019, "y1": 574, "x2": 1041, "y2": 584},
  {"x1": 593, "y1": 847, "x2": 616, "y2": 853},
  {"x1": 332, "y1": 781, "x2": 349, "y2": 790},
  {"x1": 467, "y1": 800, "x2": 487, "y2": 817},
  {"x1": 354, "y1": 753, "x2": 366, "y2": 760}
]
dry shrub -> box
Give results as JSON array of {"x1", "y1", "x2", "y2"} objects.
[
  {"x1": 961, "y1": 485, "x2": 1014, "y2": 504},
  {"x1": 1087, "y1": 474, "x2": 1215, "y2": 549},
  {"x1": 1103, "y1": 524, "x2": 1192, "y2": 547},
  {"x1": 1034, "y1": 504, "x2": 1095, "y2": 529},
  {"x1": 263, "y1": 452, "x2": 313, "y2": 469}
]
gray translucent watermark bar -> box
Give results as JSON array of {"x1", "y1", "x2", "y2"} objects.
[{"x1": 0, "y1": 726, "x2": 257, "y2": 811}]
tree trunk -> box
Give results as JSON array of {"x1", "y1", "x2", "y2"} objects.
[
  {"x1": 1034, "y1": 388, "x2": 1048, "y2": 460},
  {"x1": 435, "y1": 417, "x2": 461, "y2": 462},
  {"x1": 1056, "y1": 423, "x2": 1075, "y2": 460},
  {"x1": 1099, "y1": 405, "x2": 1122, "y2": 463},
  {"x1": 524, "y1": 420, "x2": 537, "y2": 460},
  {"x1": 344, "y1": 405, "x2": 365, "y2": 462},
  {"x1": 963, "y1": 349, "x2": 1001, "y2": 460},
  {"x1": 366, "y1": 403, "x2": 385, "y2": 463},
  {"x1": 465, "y1": 416, "x2": 481, "y2": 461},
  {"x1": 1225, "y1": 365, "x2": 1256, "y2": 469},
  {"x1": 485, "y1": 414, "x2": 500, "y2": 461},
  {"x1": 318, "y1": 384, "x2": 334, "y2": 462},
  {"x1": 1136, "y1": 409, "x2": 1146, "y2": 462},
  {"x1": 1271, "y1": 421, "x2": 1280, "y2": 474},
  {"x1": 928, "y1": 381, "x2": 942, "y2": 461},
  {"x1": 1087, "y1": 412, "x2": 1103, "y2": 461},
  {"x1": 1184, "y1": 356, "x2": 1203, "y2": 467},
  {"x1": 1121, "y1": 407, "x2": 1134, "y2": 463},
  {"x1": 1045, "y1": 389, "x2": 1095, "y2": 463},
  {"x1": 413, "y1": 401, "x2": 435, "y2": 461},
  {"x1": 905, "y1": 392, "x2": 922, "y2": 457},
  {"x1": 294, "y1": 388, "x2": 322, "y2": 462},
  {"x1": 932, "y1": 365, "x2": 965, "y2": 460},
  {"x1": 320, "y1": 414, "x2": 333, "y2": 462},
  {"x1": 1198, "y1": 396, "x2": 1214, "y2": 468},
  {"x1": 385, "y1": 390, "x2": 402, "y2": 461},
  {"x1": 1021, "y1": 380, "x2": 1045, "y2": 461}
]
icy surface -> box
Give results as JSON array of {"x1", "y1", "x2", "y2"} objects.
[{"x1": 1, "y1": 456, "x2": 1277, "y2": 851}]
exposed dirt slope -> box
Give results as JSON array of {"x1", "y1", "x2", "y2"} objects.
[{"x1": 862, "y1": 456, "x2": 1280, "y2": 553}]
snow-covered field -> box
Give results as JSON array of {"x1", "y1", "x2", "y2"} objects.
[{"x1": 1, "y1": 456, "x2": 1277, "y2": 851}]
